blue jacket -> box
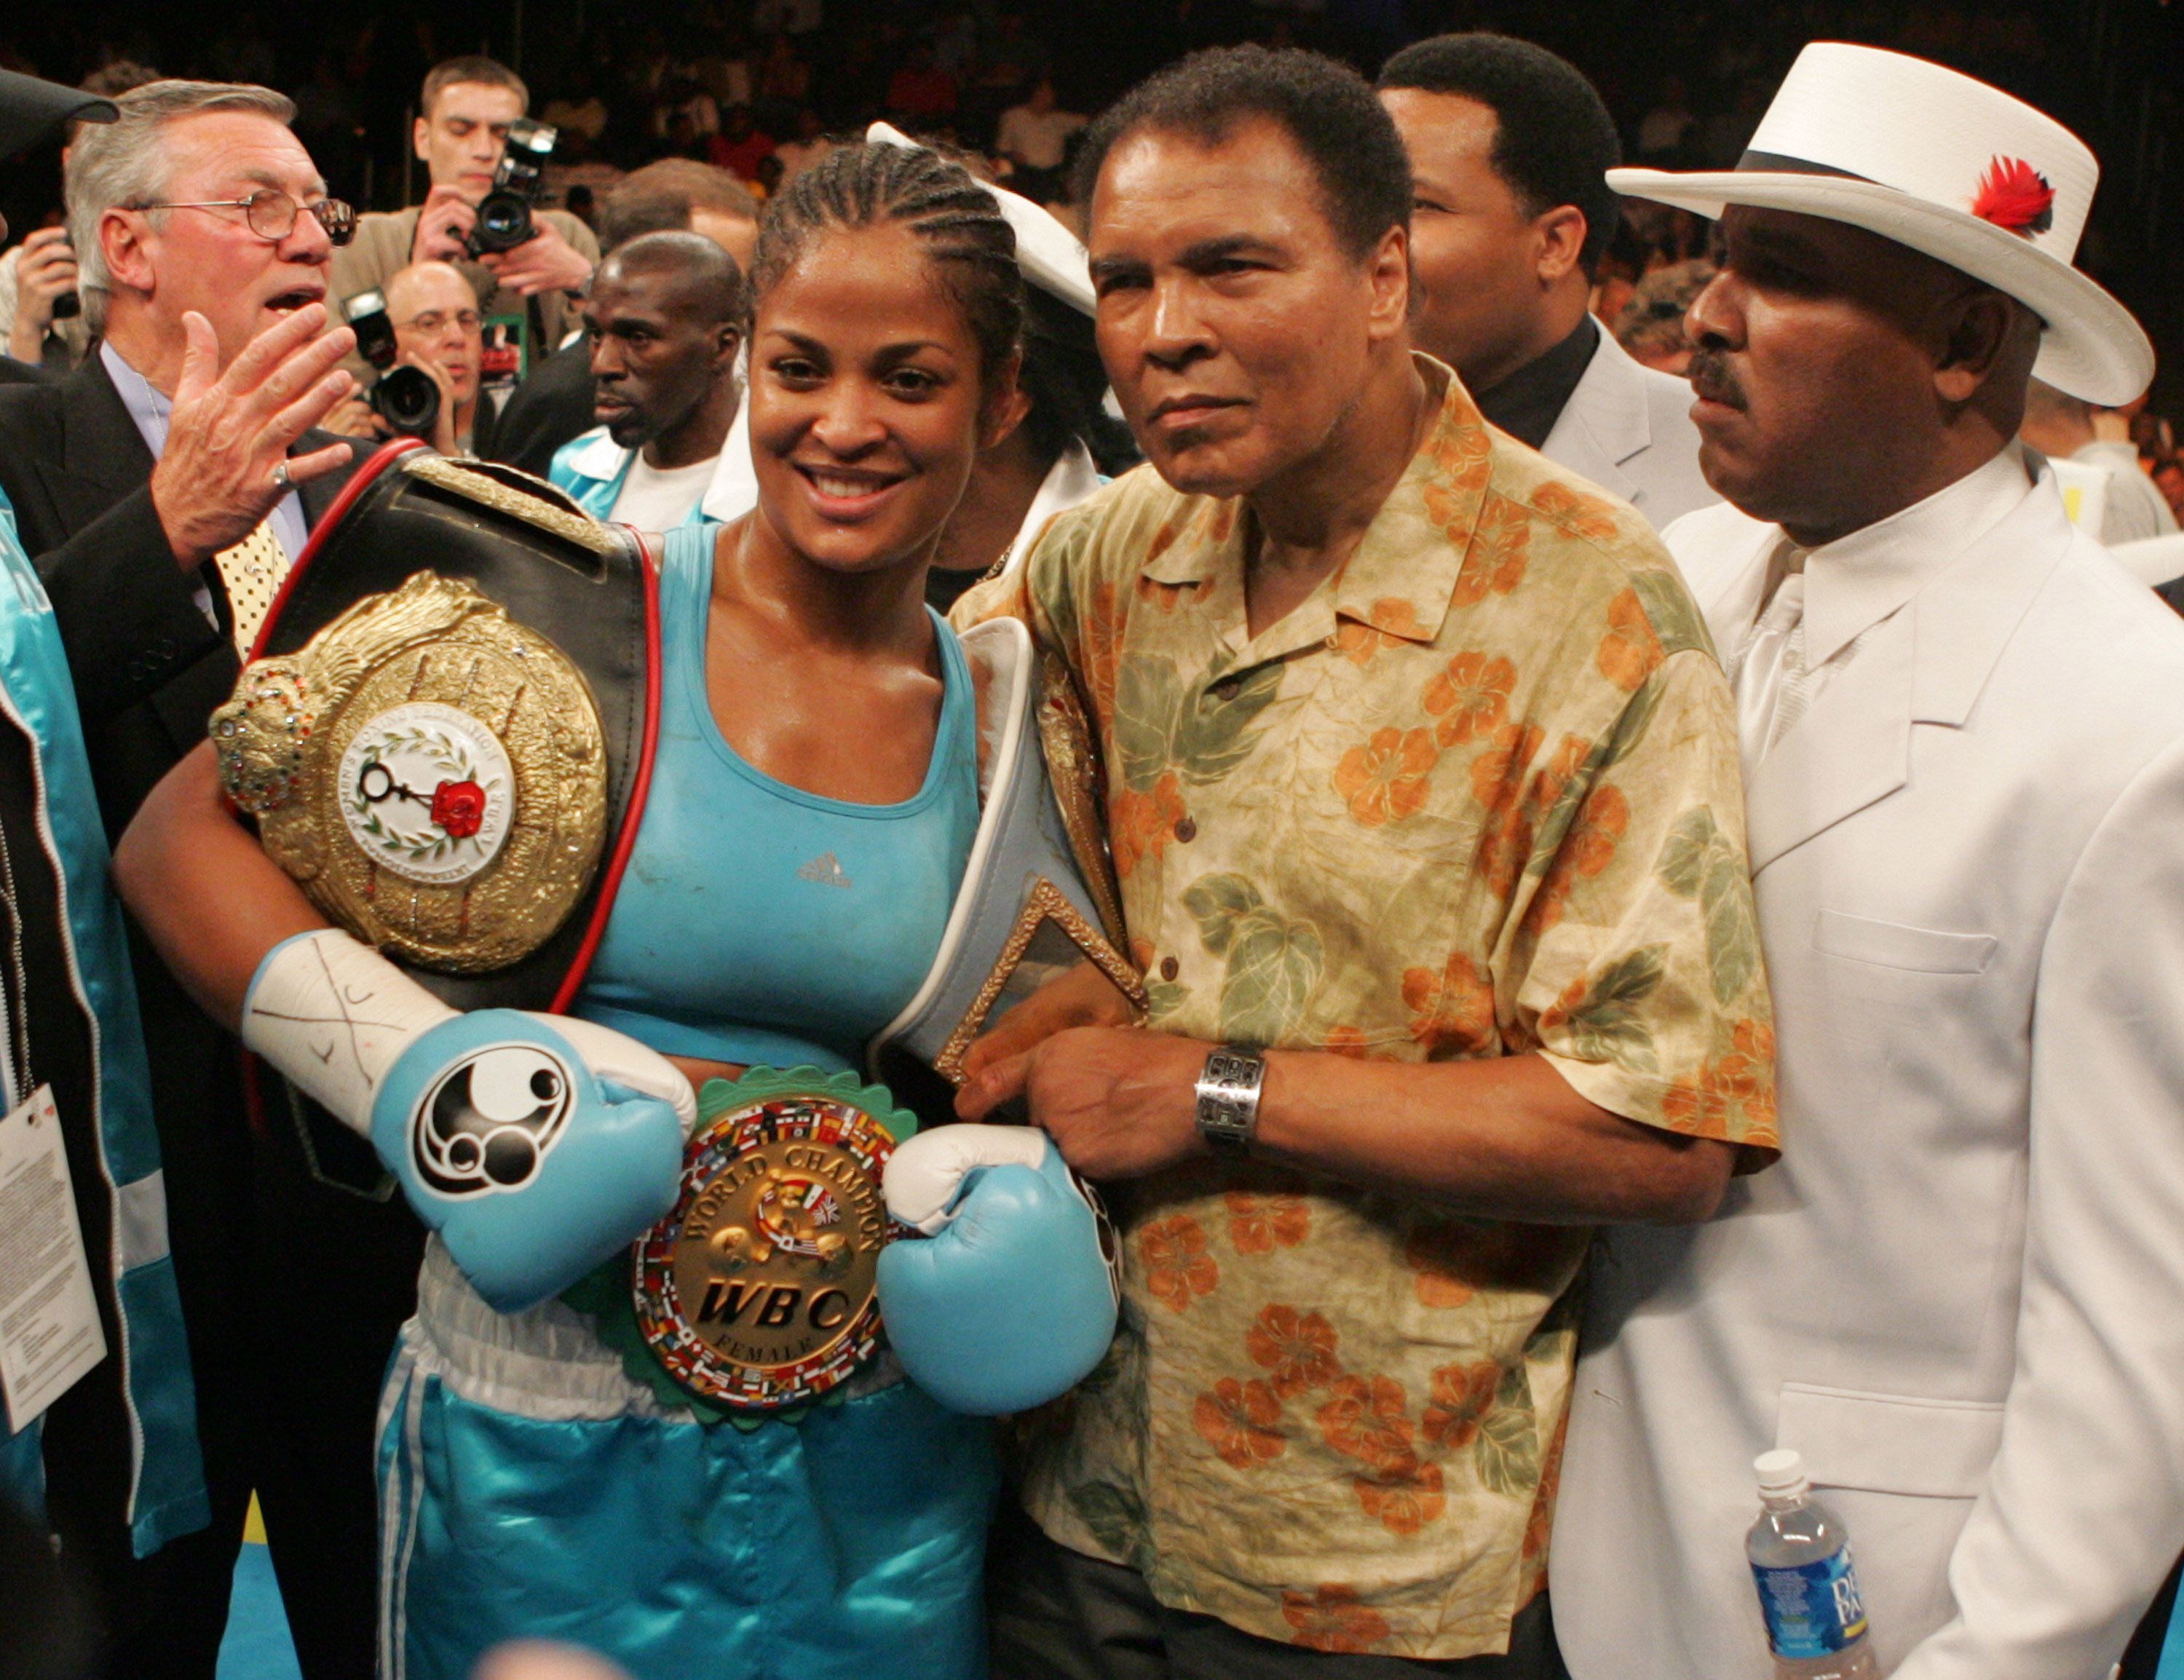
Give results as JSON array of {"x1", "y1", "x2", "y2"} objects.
[
  {"x1": 549, "y1": 427, "x2": 717, "y2": 528},
  {"x1": 0, "y1": 489, "x2": 206, "y2": 1558}
]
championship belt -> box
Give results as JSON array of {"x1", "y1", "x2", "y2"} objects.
[
  {"x1": 211, "y1": 439, "x2": 659, "y2": 1012},
  {"x1": 569, "y1": 1066, "x2": 918, "y2": 1419},
  {"x1": 867, "y1": 614, "x2": 1144, "y2": 1120},
  {"x1": 210, "y1": 440, "x2": 660, "y2": 1192}
]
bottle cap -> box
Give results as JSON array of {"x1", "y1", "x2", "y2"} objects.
[{"x1": 1754, "y1": 1449, "x2": 1809, "y2": 1497}]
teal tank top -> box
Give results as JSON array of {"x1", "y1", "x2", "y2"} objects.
[{"x1": 575, "y1": 523, "x2": 980, "y2": 1073}]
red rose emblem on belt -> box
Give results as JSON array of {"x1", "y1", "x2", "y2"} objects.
[{"x1": 430, "y1": 779, "x2": 486, "y2": 839}]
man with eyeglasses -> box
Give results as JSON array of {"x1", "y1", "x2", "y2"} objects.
[
  {"x1": 0, "y1": 79, "x2": 404, "y2": 1680},
  {"x1": 328, "y1": 261, "x2": 494, "y2": 456}
]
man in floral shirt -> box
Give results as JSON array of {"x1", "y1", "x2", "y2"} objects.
[{"x1": 954, "y1": 45, "x2": 1776, "y2": 1677}]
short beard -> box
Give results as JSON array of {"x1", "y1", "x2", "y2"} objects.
[{"x1": 604, "y1": 408, "x2": 657, "y2": 451}]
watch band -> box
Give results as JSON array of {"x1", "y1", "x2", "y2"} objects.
[{"x1": 1195, "y1": 1046, "x2": 1266, "y2": 1152}]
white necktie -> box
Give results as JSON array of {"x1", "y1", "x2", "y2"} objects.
[{"x1": 1732, "y1": 563, "x2": 1809, "y2": 776}]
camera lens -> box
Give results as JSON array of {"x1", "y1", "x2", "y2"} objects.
[
  {"x1": 372, "y1": 365, "x2": 443, "y2": 439},
  {"x1": 467, "y1": 191, "x2": 535, "y2": 256}
]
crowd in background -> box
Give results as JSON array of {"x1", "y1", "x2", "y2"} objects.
[{"x1": 4, "y1": 0, "x2": 2180, "y2": 514}]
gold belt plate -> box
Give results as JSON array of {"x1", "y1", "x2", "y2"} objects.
[
  {"x1": 634, "y1": 1069, "x2": 914, "y2": 1412},
  {"x1": 210, "y1": 571, "x2": 609, "y2": 973}
]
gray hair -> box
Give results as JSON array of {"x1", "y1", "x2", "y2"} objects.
[{"x1": 67, "y1": 79, "x2": 298, "y2": 331}]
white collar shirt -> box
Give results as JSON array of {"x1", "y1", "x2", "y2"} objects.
[{"x1": 1721, "y1": 445, "x2": 2035, "y2": 768}]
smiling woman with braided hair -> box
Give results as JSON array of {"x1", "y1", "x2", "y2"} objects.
[{"x1": 114, "y1": 140, "x2": 1125, "y2": 1680}]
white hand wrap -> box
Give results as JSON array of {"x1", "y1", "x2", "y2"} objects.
[
  {"x1": 242, "y1": 930, "x2": 456, "y2": 1137},
  {"x1": 241, "y1": 930, "x2": 699, "y2": 1138}
]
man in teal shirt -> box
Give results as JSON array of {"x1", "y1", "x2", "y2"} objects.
[{"x1": 550, "y1": 232, "x2": 743, "y2": 530}]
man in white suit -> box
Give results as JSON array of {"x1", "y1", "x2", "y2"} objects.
[
  {"x1": 1551, "y1": 43, "x2": 2184, "y2": 1680},
  {"x1": 1378, "y1": 34, "x2": 1714, "y2": 528}
]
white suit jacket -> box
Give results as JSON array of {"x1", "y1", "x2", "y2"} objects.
[
  {"x1": 1540, "y1": 329, "x2": 1717, "y2": 531},
  {"x1": 1553, "y1": 463, "x2": 2184, "y2": 1680}
]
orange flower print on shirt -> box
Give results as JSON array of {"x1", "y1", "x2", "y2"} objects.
[
  {"x1": 1597, "y1": 588, "x2": 1665, "y2": 692},
  {"x1": 1109, "y1": 772, "x2": 1187, "y2": 880},
  {"x1": 1334, "y1": 598, "x2": 1425, "y2": 665},
  {"x1": 1227, "y1": 1190, "x2": 1310, "y2": 1255},
  {"x1": 1530, "y1": 478, "x2": 1625, "y2": 544},
  {"x1": 1661, "y1": 1068, "x2": 1733, "y2": 1136},
  {"x1": 1422, "y1": 1360, "x2": 1503, "y2": 1451},
  {"x1": 1451, "y1": 495, "x2": 1531, "y2": 606},
  {"x1": 1246, "y1": 1304, "x2": 1342, "y2": 1398},
  {"x1": 1423, "y1": 651, "x2": 1518, "y2": 748},
  {"x1": 1470, "y1": 720, "x2": 1543, "y2": 815},
  {"x1": 1318, "y1": 1373, "x2": 1417, "y2": 1473},
  {"x1": 1333, "y1": 727, "x2": 1440, "y2": 828},
  {"x1": 1401, "y1": 952, "x2": 1496, "y2": 1058},
  {"x1": 1530, "y1": 782, "x2": 1630, "y2": 932},
  {"x1": 1282, "y1": 1585, "x2": 1393, "y2": 1655},
  {"x1": 1141, "y1": 1215, "x2": 1219, "y2": 1312},
  {"x1": 1321, "y1": 1026, "x2": 1378, "y2": 1059},
  {"x1": 1353, "y1": 1454, "x2": 1447, "y2": 1537},
  {"x1": 1077, "y1": 579, "x2": 1125, "y2": 720},
  {"x1": 1469, "y1": 721, "x2": 1543, "y2": 897},
  {"x1": 1194, "y1": 1376, "x2": 1286, "y2": 1470}
]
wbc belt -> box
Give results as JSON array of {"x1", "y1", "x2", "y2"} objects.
[{"x1": 212, "y1": 439, "x2": 660, "y2": 1015}]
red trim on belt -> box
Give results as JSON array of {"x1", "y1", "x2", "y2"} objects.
[
  {"x1": 549, "y1": 525, "x2": 665, "y2": 1015},
  {"x1": 248, "y1": 435, "x2": 429, "y2": 662}
]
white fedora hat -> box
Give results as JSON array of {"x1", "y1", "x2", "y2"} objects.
[
  {"x1": 866, "y1": 121, "x2": 1096, "y2": 317},
  {"x1": 1609, "y1": 43, "x2": 2153, "y2": 405}
]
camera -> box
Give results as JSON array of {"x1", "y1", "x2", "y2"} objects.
[
  {"x1": 463, "y1": 118, "x2": 558, "y2": 258},
  {"x1": 43, "y1": 231, "x2": 78, "y2": 320},
  {"x1": 344, "y1": 290, "x2": 442, "y2": 440}
]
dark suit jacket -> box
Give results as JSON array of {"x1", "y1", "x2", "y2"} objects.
[
  {"x1": 0, "y1": 354, "x2": 377, "y2": 1400},
  {"x1": 486, "y1": 336, "x2": 596, "y2": 480},
  {"x1": 0, "y1": 354, "x2": 360, "y2": 836}
]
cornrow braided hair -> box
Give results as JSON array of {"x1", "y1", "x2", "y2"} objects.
[{"x1": 750, "y1": 140, "x2": 1025, "y2": 384}]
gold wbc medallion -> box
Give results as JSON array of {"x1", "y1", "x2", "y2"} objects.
[
  {"x1": 210, "y1": 571, "x2": 609, "y2": 973},
  {"x1": 633, "y1": 1068, "x2": 915, "y2": 1412}
]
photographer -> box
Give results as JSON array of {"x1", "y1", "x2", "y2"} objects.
[
  {"x1": 328, "y1": 56, "x2": 598, "y2": 387},
  {"x1": 0, "y1": 62, "x2": 162, "y2": 372},
  {"x1": 326, "y1": 260, "x2": 491, "y2": 455}
]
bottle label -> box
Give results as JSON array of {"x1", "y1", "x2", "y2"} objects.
[{"x1": 1752, "y1": 1544, "x2": 1870, "y2": 1659}]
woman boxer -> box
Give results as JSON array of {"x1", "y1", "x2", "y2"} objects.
[{"x1": 116, "y1": 143, "x2": 1109, "y2": 1680}]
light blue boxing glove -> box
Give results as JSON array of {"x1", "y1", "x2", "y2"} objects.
[
  {"x1": 242, "y1": 930, "x2": 695, "y2": 1312},
  {"x1": 878, "y1": 1124, "x2": 1120, "y2": 1415}
]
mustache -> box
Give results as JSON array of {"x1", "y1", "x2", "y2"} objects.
[{"x1": 1687, "y1": 348, "x2": 1747, "y2": 411}]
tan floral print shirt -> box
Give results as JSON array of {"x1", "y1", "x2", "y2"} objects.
[{"x1": 956, "y1": 358, "x2": 1776, "y2": 1659}]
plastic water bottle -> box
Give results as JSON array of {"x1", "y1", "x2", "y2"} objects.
[{"x1": 1747, "y1": 1449, "x2": 1880, "y2": 1679}]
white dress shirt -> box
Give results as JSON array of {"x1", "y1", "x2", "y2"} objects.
[{"x1": 1719, "y1": 445, "x2": 2033, "y2": 778}]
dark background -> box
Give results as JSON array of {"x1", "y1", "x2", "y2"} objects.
[{"x1": 3, "y1": 0, "x2": 2180, "y2": 407}]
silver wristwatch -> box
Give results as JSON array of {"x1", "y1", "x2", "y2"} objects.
[{"x1": 1195, "y1": 1046, "x2": 1267, "y2": 1152}]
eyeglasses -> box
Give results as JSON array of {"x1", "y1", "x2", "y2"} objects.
[
  {"x1": 400, "y1": 309, "x2": 483, "y2": 336},
  {"x1": 130, "y1": 188, "x2": 358, "y2": 247}
]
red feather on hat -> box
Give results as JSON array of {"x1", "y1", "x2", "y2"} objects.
[{"x1": 1972, "y1": 156, "x2": 2055, "y2": 237}]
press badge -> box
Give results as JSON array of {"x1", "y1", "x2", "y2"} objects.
[{"x1": 0, "y1": 1086, "x2": 106, "y2": 1433}]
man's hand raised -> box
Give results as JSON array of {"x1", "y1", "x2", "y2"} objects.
[{"x1": 149, "y1": 306, "x2": 358, "y2": 568}]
